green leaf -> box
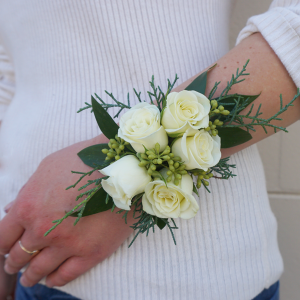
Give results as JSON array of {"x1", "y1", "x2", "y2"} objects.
[
  {"x1": 91, "y1": 96, "x2": 119, "y2": 139},
  {"x1": 218, "y1": 127, "x2": 252, "y2": 148},
  {"x1": 71, "y1": 188, "x2": 114, "y2": 217},
  {"x1": 155, "y1": 217, "x2": 168, "y2": 230},
  {"x1": 185, "y1": 64, "x2": 216, "y2": 94},
  {"x1": 77, "y1": 144, "x2": 109, "y2": 168}
]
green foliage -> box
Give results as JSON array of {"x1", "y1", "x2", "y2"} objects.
[
  {"x1": 185, "y1": 64, "x2": 216, "y2": 94},
  {"x1": 219, "y1": 60, "x2": 250, "y2": 97},
  {"x1": 77, "y1": 144, "x2": 109, "y2": 168},
  {"x1": 148, "y1": 75, "x2": 179, "y2": 111},
  {"x1": 45, "y1": 184, "x2": 103, "y2": 236},
  {"x1": 218, "y1": 127, "x2": 252, "y2": 148},
  {"x1": 221, "y1": 90, "x2": 300, "y2": 134},
  {"x1": 193, "y1": 183, "x2": 199, "y2": 196},
  {"x1": 216, "y1": 94, "x2": 260, "y2": 114},
  {"x1": 71, "y1": 187, "x2": 113, "y2": 217},
  {"x1": 155, "y1": 217, "x2": 168, "y2": 230},
  {"x1": 91, "y1": 96, "x2": 119, "y2": 139},
  {"x1": 210, "y1": 157, "x2": 236, "y2": 180},
  {"x1": 121, "y1": 196, "x2": 178, "y2": 247}
]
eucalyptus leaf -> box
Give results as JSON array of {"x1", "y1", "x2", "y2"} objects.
[
  {"x1": 71, "y1": 188, "x2": 113, "y2": 217},
  {"x1": 218, "y1": 127, "x2": 252, "y2": 148},
  {"x1": 91, "y1": 96, "x2": 119, "y2": 139},
  {"x1": 77, "y1": 144, "x2": 109, "y2": 168}
]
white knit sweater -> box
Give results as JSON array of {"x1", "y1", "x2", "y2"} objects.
[{"x1": 0, "y1": 0, "x2": 299, "y2": 299}]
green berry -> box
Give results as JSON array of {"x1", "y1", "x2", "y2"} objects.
[
  {"x1": 155, "y1": 143, "x2": 160, "y2": 153},
  {"x1": 173, "y1": 156, "x2": 181, "y2": 161},
  {"x1": 150, "y1": 164, "x2": 156, "y2": 171},
  {"x1": 175, "y1": 174, "x2": 182, "y2": 179},
  {"x1": 139, "y1": 160, "x2": 148, "y2": 167},
  {"x1": 141, "y1": 153, "x2": 148, "y2": 160}
]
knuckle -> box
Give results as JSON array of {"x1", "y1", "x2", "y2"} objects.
[
  {"x1": 14, "y1": 197, "x2": 36, "y2": 222},
  {"x1": 29, "y1": 263, "x2": 45, "y2": 277},
  {"x1": 58, "y1": 268, "x2": 76, "y2": 284}
]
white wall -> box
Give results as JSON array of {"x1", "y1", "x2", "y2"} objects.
[{"x1": 229, "y1": 1, "x2": 300, "y2": 299}]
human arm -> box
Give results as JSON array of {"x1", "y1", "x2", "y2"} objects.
[{"x1": 174, "y1": 32, "x2": 300, "y2": 158}]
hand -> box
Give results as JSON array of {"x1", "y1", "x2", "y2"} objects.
[{"x1": 0, "y1": 134, "x2": 134, "y2": 288}]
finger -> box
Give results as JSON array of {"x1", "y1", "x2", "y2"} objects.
[
  {"x1": 19, "y1": 247, "x2": 70, "y2": 287},
  {"x1": 45, "y1": 256, "x2": 97, "y2": 287},
  {"x1": 4, "y1": 235, "x2": 43, "y2": 274},
  {"x1": 0, "y1": 213, "x2": 24, "y2": 255}
]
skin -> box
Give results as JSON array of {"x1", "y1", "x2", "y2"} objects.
[{"x1": 0, "y1": 33, "x2": 299, "y2": 289}]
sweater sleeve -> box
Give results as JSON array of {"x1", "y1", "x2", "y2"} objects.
[
  {"x1": 0, "y1": 44, "x2": 15, "y2": 121},
  {"x1": 236, "y1": 0, "x2": 300, "y2": 88}
]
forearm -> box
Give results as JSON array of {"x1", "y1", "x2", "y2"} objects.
[{"x1": 174, "y1": 33, "x2": 300, "y2": 158}]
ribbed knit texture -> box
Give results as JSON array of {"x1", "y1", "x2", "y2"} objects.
[{"x1": 0, "y1": 0, "x2": 299, "y2": 299}]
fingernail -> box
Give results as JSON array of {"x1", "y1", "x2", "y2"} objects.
[
  {"x1": 4, "y1": 202, "x2": 13, "y2": 213},
  {"x1": 20, "y1": 276, "x2": 30, "y2": 287}
]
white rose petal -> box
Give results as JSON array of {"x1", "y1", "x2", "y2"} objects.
[
  {"x1": 100, "y1": 155, "x2": 151, "y2": 210},
  {"x1": 118, "y1": 102, "x2": 168, "y2": 153},
  {"x1": 142, "y1": 170, "x2": 199, "y2": 219},
  {"x1": 172, "y1": 128, "x2": 221, "y2": 171},
  {"x1": 161, "y1": 90, "x2": 210, "y2": 136}
]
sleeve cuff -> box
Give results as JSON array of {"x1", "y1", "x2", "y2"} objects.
[{"x1": 236, "y1": 7, "x2": 300, "y2": 88}]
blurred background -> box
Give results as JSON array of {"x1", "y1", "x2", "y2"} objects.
[{"x1": 230, "y1": 1, "x2": 300, "y2": 299}]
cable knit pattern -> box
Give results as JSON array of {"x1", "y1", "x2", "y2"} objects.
[{"x1": 0, "y1": 0, "x2": 299, "y2": 299}]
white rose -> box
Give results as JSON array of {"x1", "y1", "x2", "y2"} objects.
[
  {"x1": 161, "y1": 90, "x2": 210, "y2": 136},
  {"x1": 142, "y1": 169, "x2": 199, "y2": 219},
  {"x1": 100, "y1": 155, "x2": 151, "y2": 210},
  {"x1": 172, "y1": 128, "x2": 221, "y2": 171},
  {"x1": 118, "y1": 102, "x2": 168, "y2": 153}
]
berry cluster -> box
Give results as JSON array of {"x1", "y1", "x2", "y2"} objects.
[
  {"x1": 138, "y1": 143, "x2": 187, "y2": 186},
  {"x1": 101, "y1": 135, "x2": 129, "y2": 161}
]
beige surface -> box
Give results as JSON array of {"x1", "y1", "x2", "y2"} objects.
[{"x1": 230, "y1": 0, "x2": 300, "y2": 299}]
